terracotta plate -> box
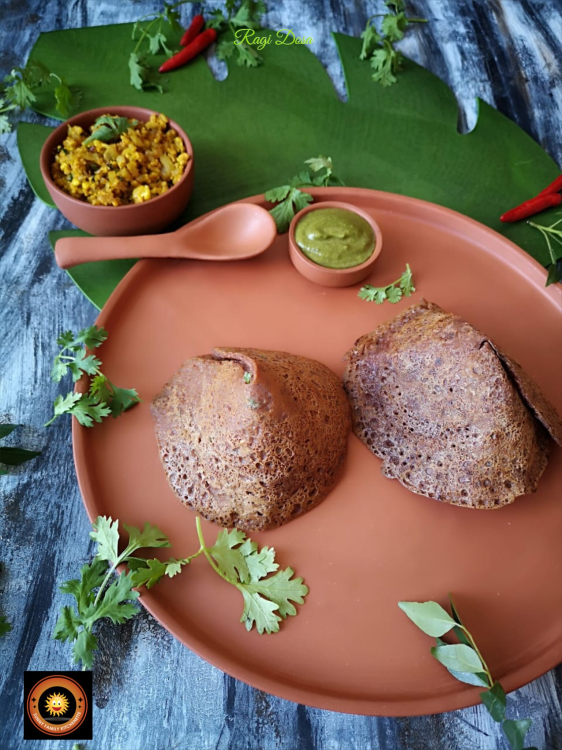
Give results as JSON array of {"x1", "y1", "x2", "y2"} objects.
[{"x1": 73, "y1": 188, "x2": 562, "y2": 716}]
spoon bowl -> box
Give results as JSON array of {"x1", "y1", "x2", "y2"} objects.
[{"x1": 54, "y1": 203, "x2": 278, "y2": 269}]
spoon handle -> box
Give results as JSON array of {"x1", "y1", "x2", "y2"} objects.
[{"x1": 54, "y1": 234, "x2": 181, "y2": 269}]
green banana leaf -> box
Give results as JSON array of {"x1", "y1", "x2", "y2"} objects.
[{"x1": 19, "y1": 23, "x2": 560, "y2": 309}]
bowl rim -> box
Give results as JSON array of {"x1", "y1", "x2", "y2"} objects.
[
  {"x1": 39, "y1": 105, "x2": 194, "y2": 212},
  {"x1": 288, "y1": 199, "x2": 383, "y2": 276}
]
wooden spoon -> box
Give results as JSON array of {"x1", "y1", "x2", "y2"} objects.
[{"x1": 54, "y1": 203, "x2": 278, "y2": 269}]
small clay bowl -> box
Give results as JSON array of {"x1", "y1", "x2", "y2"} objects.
[
  {"x1": 288, "y1": 201, "x2": 382, "y2": 287},
  {"x1": 40, "y1": 106, "x2": 194, "y2": 237}
]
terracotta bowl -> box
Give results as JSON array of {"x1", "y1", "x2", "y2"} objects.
[
  {"x1": 288, "y1": 200, "x2": 382, "y2": 287},
  {"x1": 40, "y1": 106, "x2": 194, "y2": 236}
]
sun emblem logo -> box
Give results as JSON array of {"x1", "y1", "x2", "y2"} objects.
[{"x1": 44, "y1": 692, "x2": 69, "y2": 717}]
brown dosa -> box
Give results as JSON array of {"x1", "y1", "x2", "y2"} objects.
[
  {"x1": 152, "y1": 347, "x2": 351, "y2": 530},
  {"x1": 343, "y1": 300, "x2": 561, "y2": 509}
]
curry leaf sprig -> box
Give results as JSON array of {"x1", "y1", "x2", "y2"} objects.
[
  {"x1": 0, "y1": 424, "x2": 41, "y2": 476},
  {"x1": 265, "y1": 156, "x2": 345, "y2": 233},
  {"x1": 399, "y1": 598, "x2": 536, "y2": 750},
  {"x1": 0, "y1": 59, "x2": 79, "y2": 135},
  {"x1": 45, "y1": 326, "x2": 140, "y2": 428},
  {"x1": 53, "y1": 517, "x2": 192, "y2": 669},
  {"x1": 209, "y1": 0, "x2": 267, "y2": 68},
  {"x1": 54, "y1": 515, "x2": 309, "y2": 668},
  {"x1": 358, "y1": 263, "x2": 414, "y2": 304},
  {"x1": 528, "y1": 217, "x2": 562, "y2": 286},
  {"x1": 130, "y1": 0, "x2": 195, "y2": 91},
  {"x1": 360, "y1": 0, "x2": 427, "y2": 87}
]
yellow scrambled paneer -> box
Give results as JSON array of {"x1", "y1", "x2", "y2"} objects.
[{"x1": 51, "y1": 114, "x2": 189, "y2": 206}]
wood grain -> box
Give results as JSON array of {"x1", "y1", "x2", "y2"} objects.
[{"x1": 0, "y1": 1, "x2": 560, "y2": 749}]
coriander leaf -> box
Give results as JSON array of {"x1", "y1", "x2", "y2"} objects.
[
  {"x1": 84, "y1": 116, "x2": 135, "y2": 146},
  {"x1": 236, "y1": 43, "x2": 262, "y2": 68},
  {"x1": 163, "y1": 1, "x2": 184, "y2": 34},
  {"x1": 91, "y1": 516, "x2": 120, "y2": 563},
  {"x1": 68, "y1": 350, "x2": 102, "y2": 381},
  {"x1": 0, "y1": 115, "x2": 11, "y2": 135},
  {"x1": 51, "y1": 392, "x2": 82, "y2": 420},
  {"x1": 81, "y1": 571, "x2": 139, "y2": 629},
  {"x1": 129, "y1": 52, "x2": 163, "y2": 93},
  {"x1": 386, "y1": 286, "x2": 403, "y2": 303},
  {"x1": 264, "y1": 185, "x2": 291, "y2": 203},
  {"x1": 239, "y1": 589, "x2": 281, "y2": 634},
  {"x1": 56, "y1": 330, "x2": 75, "y2": 349},
  {"x1": 53, "y1": 605, "x2": 83, "y2": 643},
  {"x1": 386, "y1": 0, "x2": 405, "y2": 11},
  {"x1": 52, "y1": 76, "x2": 76, "y2": 118},
  {"x1": 244, "y1": 544, "x2": 278, "y2": 580},
  {"x1": 148, "y1": 31, "x2": 171, "y2": 56},
  {"x1": 371, "y1": 47, "x2": 398, "y2": 87},
  {"x1": 6, "y1": 76, "x2": 36, "y2": 109},
  {"x1": 381, "y1": 12, "x2": 407, "y2": 42},
  {"x1": 431, "y1": 643, "x2": 484, "y2": 674},
  {"x1": 129, "y1": 558, "x2": 168, "y2": 589},
  {"x1": 304, "y1": 155, "x2": 333, "y2": 173},
  {"x1": 481, "y1": 682, "x2": 506, "y2": 723},
  {"x1": 107, "y1": 384, "x2": 141, "y2": 418},
  {"x1": 502, "y1": 719, "x2": 532, "y2": 750},
  {"x1": 360, "y1": 23, "x2": 381, "y2": 60},
  {"x1": 89, "y1": 374, "x2": 112, "y2": 403},
  {"x1": 0, "y1": 614, "x2": 12, "y2": 637},
  {"x1": 69, "y1": 395, "x2": 112, "y2": 427},
  {"x1": 0, "y1": 446, "x2": 41, "y2": 466},
  {"x1": 207, "y1": 9, "x2": 227, "y2": 29},
  {"x1": 240, "y1": 567, "x2": 308, "y2": 618},
  {"x1": 230, "y1": 3, "x2": 254, "y2": 28},
  {"x1": 73, "y1": 325, "x2": 108, "y2": 349},
  {"x1": 123, "y1": 521, "x2": 171, "y2": 553},
  {"x1": 289, "y1": 170, "x2": 314, "y2": 188},
  {"x1": 399, "y1": 263, "x2": 415, "y2": 296},
  {"x1": 164, "y1": 558, "x2": 186, "y2": 578},
  {"x1": 209, "y1": 528, "x2": 250, "y2": 583},
  {"x1": 72, "y1": 629, "x2": 98, "y2": 670},
  {"x1": 398, "y1": 601, "x2": 457, "y2": 637},
  {"x1": 216, "y1": 39, "x2": 236, "y2": 60},
  {"x1": 0, "y1": 424, "x2": 18, "y2": 439},
  {"x1": 23, "y1": 59, "x2": 51, "y2": 87},
  {"x1": 51, "y1": 358, "x2": 69, "y2": 383},
  {"x1": 268, "y1": 188, "x2": 313, "y2": 233},
  {"x1": 60, "y1": 559, "x2": 107, "y2": 615},
  {"x1": 243, "y1": 372, "x2": 252, "y2": 384}
]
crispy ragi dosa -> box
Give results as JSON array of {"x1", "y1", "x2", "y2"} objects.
[
  {"x1": 343, "y1": 300, "x2": 562, "y2": 509},
  {"x1": 152, "y1": 348, "x2": 351, "y2": 531}
]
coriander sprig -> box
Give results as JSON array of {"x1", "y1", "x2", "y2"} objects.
[
  {"x1": 399, "y1": 597, "x2": 536, "y2": 750},
  {"x1": 527, "y1": 217, "x2": 562, "y2": 286},
  {"x1": 358, "y1": 263, "x2": 414, "y2": 304},
  {"x1": 54, "y1": 515, "x2": 309, "y2": 668},
  {"x1": 209, "y1": 0, "x2": 267, "y2": 68},
  {"x1": 265, "y1": 156, "x2": 345, "y2": 232},
  {"x1": 195, "y1": 517, "x2": 308, "y2": 634},
  {"x1": 129, "y1": 0, "x2": 194, "y2": 91},
  {"x1": 359, "y1": 1, "x2": 427, "y2": 87},
  {"x1": 0, "y1": 59, "x2": 79, "y2": 135},
  {"x1": 53, "y1": 517, "x2": 192, "y2": 669},
  {"x1": 46, "y1": 325, "x2": 140, "y2": 428}
]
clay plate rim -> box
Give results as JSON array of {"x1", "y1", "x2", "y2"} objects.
[{"x1": 71, "y1": 187, "x2": 561, "y2": 716}]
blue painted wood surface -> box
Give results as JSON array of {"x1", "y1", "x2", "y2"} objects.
[{"x1": 0, "y1": 1, "x2": 561, "y2": 749}]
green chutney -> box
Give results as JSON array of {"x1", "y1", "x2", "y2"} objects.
[{"x1": 295, "y1": 208, "x2": 375, "y2": 269}]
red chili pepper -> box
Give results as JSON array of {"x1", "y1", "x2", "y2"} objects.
[
  {"x1": 159, "y1": 28, "x2": 217, "y2": 73},
  {"x1": 500, "y1": 192, "x2": 562, "y2": 223},
  {"x1": 180, "y1": 14, "x2": 205, "y2": 47},
  {"x1": 538, "y1": 175, "x2": 562, "y2": 196}
]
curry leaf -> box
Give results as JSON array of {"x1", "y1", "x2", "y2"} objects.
[
  {"x1": 398, "y1": 601, "x2": 457, "y2": 637},
  {"x1": 481, "y1": 681, "x2": 507, "y2": 722}
]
